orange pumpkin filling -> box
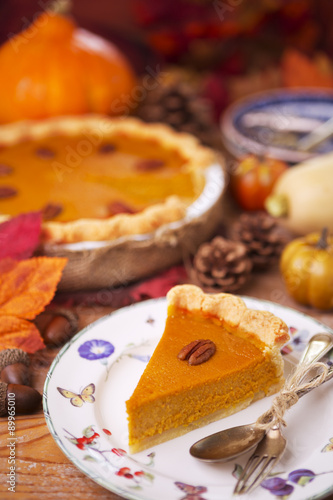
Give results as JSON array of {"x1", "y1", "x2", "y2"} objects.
[
  {"x1": 126, "y1": 285, "x2": 288, "y2": 454},
  {"x1": 0, "y1": 132, "x2": 203, "y2": 223}
]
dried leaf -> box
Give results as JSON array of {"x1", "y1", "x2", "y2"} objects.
[
  {"x1": 0, "y1": 212, "x2": 42, "y2": 260},
  {"x1": 0, "y1": 316, "x2": 45, "y2": 353},
  {"x1": 130, "y1": 265, "x2": 187, "y2": 301},
  {"x1": 0, "y1": 257, "x2": 67, "y2": 318},
  {"x1": 55, "y1": 265, "x2": 188, "y2": 308},
  {"x1": 282, "y1": 49, "x2": 333, "y2": 88},
  {"x1": 0, "y1": 256, "x2": 67, "y2": 353}
]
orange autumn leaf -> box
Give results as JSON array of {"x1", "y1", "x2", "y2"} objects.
[
  {"x1": 282, "y1": 49, "x2": 333, "y2": 88},
  {"x1": 0, "y1": 316, "x2": 44, "y2": 353},
  {"x1": 0, "y1": 256, "x2": 67, "y2": 353}
]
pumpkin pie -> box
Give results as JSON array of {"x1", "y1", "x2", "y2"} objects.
[
  {"x1": 126, "y1": 284, "x2": 289, "y2": 454},
  {"x1": 0, "y1": 116, "x2": 215, "y2": 244}
]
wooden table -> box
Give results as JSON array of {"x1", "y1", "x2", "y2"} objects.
[{"x1": 1, "y1": 264, "x2": 333, "y2": 500}]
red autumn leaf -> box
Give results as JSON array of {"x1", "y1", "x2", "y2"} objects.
[
  {"x1": 0, "y1": 211, "x2": 42, "y2": 260},
  {"x1": 0, "y1": 256, "x2": 67, "y2": 353},
  {"x1": 130, "y1": 265, "x2": 187, "y2": 301}
]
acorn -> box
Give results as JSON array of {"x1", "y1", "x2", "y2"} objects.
[
  {"x1": 0, "y1": 381, "x2": 42, "y2": 416},
  {"x1": 0, "y1": 349, "x2": 31, "y2": 386},
  {"x1": 42, "y1": 309, "x2": 79, "y2": 347}
]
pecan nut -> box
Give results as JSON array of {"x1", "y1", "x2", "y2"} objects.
[
  {"x1": 99, "y1": 143, "x2": 116, "y2": 154},
  {"x1": 42, "y1": 202, "x2": 63, "y2": 220},
  {"x1": 107, "y1": 201, "x2": 136, "y2": 215},
  {"x1": 35, "y1": 147, "x2": 55, "y2": 158},
  {"x1": 135, "y1": 159, "x2": 165, "y2": 171},
  {"x1": 0, "y1": 186, "x2": 17, "y2": 199},
  {"x1": 0, "y1": 164, "x2": 13, "y2": 176},
  {"x1": 177, "y1": 339, "x2": 216, "y2": 366}
]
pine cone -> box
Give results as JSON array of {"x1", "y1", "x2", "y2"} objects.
[
  {"x1": 231, "y1": 212, "x2": 289, "y2": 269},
  {"x1": 136, "y1": 78, "x2": 218, "y2": 146},
  {"x1": 190, "y1": 236, "x2": 252, "y2": 293}
]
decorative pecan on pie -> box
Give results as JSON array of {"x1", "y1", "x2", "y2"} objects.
[
  {"x1": 177, "y1": 339, "x2": 216, "y2": 365},
  {"x1": 0, "y1": 116, "x2": 216, "y2": 244}
]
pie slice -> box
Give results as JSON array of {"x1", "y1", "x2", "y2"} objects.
[{"x1": 126, "y1": 285, "x2": 289, "y2": 454}]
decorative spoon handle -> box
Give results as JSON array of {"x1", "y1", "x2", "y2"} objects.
[
  {"x1": 297, "y1": 116, "x2": 333, "y2": 151},
  {"x1": 298, "y1": 332, "x2": 333, "y2": 365}
]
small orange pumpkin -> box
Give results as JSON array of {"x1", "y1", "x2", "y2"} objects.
[
  {"x1": 0, "y1": 12, "x2": 136, "y2": 123},
  {"x1": 280, "y1": 228, "x2": 333, "y2": 310}
]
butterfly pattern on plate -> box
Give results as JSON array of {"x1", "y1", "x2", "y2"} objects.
[
  {"x1": 57, "y1": 383, "x2": 95, "y2": 407},
  {"x1": 322, "y1": 438, "x2": 333, "y2": 452}
]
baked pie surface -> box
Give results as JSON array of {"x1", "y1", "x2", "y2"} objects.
[
  {"x1": 0, "y1": 116, "x2": 215, "y2": 243},
  {"x1": 126, "y1": 284, "x2": 289, "y2": 454}
]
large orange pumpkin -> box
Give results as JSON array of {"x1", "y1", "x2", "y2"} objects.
[{"x1": 0, "y1": 12, "x2": 137, "y2": 123}]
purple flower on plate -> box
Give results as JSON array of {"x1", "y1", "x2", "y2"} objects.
[
  {"x1": 78, "y1": 339, "x2": 114, "y2": 361},
  {"x1": 290, "y1": 328, "x2": 310, "y2": 350},
  {"x1": 261, "y1": 477, "x2": 294, "y2": 497},
  {"x1": 175, "y1": 481, "x2": 208, "y2": 500},
  {"x1": 282, "y1": 328, "x2": 310, "y2": 355},
  {"x1": 288, "y1": 469, "x2": 316, "y2": 486}
]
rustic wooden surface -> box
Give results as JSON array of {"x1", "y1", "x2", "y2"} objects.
[{"x1": 1, "y1": 261, "x2": 333, "y2": 499}]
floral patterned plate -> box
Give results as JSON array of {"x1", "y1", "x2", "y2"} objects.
[{"x1": 43, "y1": 297, "x2": 333, "y2": 500}]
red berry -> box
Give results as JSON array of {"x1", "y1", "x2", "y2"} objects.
[
  {"x1": 77, "y1": 437, "x2": 88, "y2": 445},
  {"x1": 86, "y1": 432, "x2": 100, "y2": 444},
  {"x1": 116, "y1": 467, "x2": 131, "y2": 476},
  {"x1": 112, "y1": 448, "x2": 126, "y2": 456}
]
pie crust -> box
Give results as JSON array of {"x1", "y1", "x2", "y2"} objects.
[
  {"x1": 167, "y1": 284, "x2": 290, "y2": 348},
  {"x1": 0, "y1": 115, "x2": 216, "y2": 244}
]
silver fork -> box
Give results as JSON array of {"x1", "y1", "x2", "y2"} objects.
[
  {"x1": 233, "y1": 424, "x2": 286, "y2": 495},
  {"x1": 233, "y1": 338, "x2": 333, "y2": 496},
  {"x1": 233, "y1": 365, "x2": 333, "y2": 495}
]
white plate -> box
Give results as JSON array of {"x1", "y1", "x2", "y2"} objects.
[{"x1": 43, "y1": 297, "x2": 333, "y2": 500}]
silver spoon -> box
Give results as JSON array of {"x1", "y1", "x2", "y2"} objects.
[
  {"x1": 190, "y1": 332, "x2": 333, "y2": 462},
  {"x1": 297, "y1": 116, "x2": 333, "y2": 152}
]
